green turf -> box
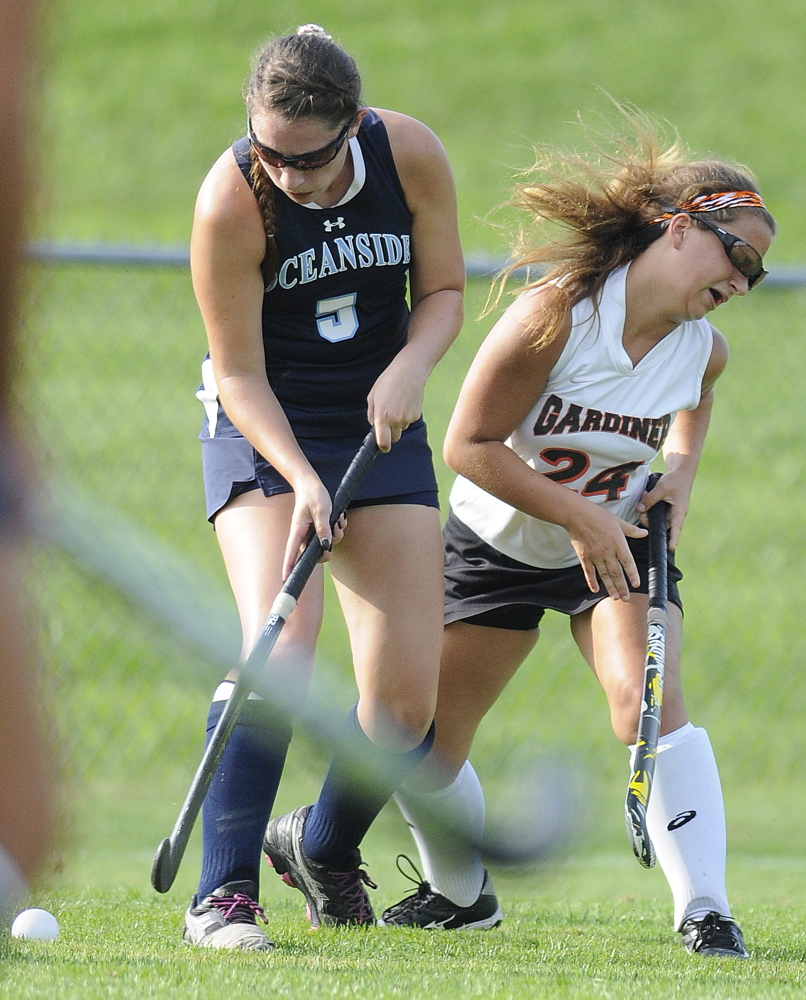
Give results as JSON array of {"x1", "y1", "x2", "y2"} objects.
[
  {"x1": 3, "y1": 767, "x2": 806, "y2": 999},
  {"x1": 4, "y1": 793, "x2": 806, "y2": 1000},
  {"x1": 3, "y1": 898, "x2": 806, "y2": 1000}
]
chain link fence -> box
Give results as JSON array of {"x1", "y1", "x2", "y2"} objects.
[
  {"x1": 17, "y1": 247, "x2": 806, "y2": 803},
  {"x1": 21, "y1": 256, "x2": 216, "y2": 787}
]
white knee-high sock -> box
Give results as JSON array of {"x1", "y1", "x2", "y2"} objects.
[
  {"x1": 633, "y1": 723, "x2": 731, "y2": 929},
  {"x1": 394, "y1": 761, "x2": 486, "y2": 907}
]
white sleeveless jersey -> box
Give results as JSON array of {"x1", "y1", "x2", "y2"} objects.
[{"x1": 450, "y1": 264, "x2": 714, "y2": 569}]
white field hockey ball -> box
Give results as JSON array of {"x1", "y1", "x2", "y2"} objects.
[{"x1": 11, "y1": 908, "x2": 60, "y2": 940}]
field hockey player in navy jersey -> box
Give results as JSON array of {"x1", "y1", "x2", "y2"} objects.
[
  {"x1": 381, "y1": 108, "x2": 775, "y2": 959},
  {"x1": 183, "y1": 24, "x2": 464, "y2": 950}
]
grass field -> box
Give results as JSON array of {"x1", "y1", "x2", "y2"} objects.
[
  {"x1": 6, "y1": 0, "x2": 806, "y2": 996},
  {"x1": 4, "y1": 782, "x2": 806, "y2": 999}
]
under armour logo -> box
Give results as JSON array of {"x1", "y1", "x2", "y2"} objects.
[{"x1": 323, "y1": 217, "x2": 345, "y2": 232}]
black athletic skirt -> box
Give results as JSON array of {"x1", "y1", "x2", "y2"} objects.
[
  {"x1": 200, "y1": 406, "x2": 439, "y2": 522},
  {"x1": 443, "y1": 509, "x2": 683, "y2": 630}
]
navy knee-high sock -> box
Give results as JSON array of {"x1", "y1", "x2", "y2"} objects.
[
  {"x1": 303, "y1": 705, "x2": 435, "y2": 868},
  {"x1": 198, "y1": 689, "x2": 292, "y2": 899}
]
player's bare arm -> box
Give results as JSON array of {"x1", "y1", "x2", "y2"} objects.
[
  {"x1": 445, "y1": 287, "x2": 645, "y2": 599},
  {"x1": 366, "y1": 110, "x2": 465, "y2": 451},
  {"x1": 641, "y1": 327, "x2": 729, "y2": 549},
  {"x1": 191, "y1": 152, "x2": 334, "y2": 560}
]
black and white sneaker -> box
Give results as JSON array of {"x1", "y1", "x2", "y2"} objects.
[
  {"x1": 378, "y1": 855, "x2": 503, "y2": 930},
  {"x1": 183, "y1": 879, "x2": 273, "y2": 951},
  {"x1": 680, "y1": 911, "x2": 749, "y2": 958},
  {"x1": 263, "y1": 805, "x2": 377, "y2": 927}
]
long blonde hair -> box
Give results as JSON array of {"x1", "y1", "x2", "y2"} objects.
[{"x1": 491, "y1": 105, "x2": 776, "y2": 348}]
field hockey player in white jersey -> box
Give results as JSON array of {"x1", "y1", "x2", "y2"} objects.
[
  {"x1": 381, "y1": 109, "x2": 775, "y2": 958},
  {"x1": 183, "y1": 25, "x2": 463, "y2": 949}
]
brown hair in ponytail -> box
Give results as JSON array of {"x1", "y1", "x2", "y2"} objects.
[{"x1": 243, "y1": 25, "x2": 363, "y2": 285}]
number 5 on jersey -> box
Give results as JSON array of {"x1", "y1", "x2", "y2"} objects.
[{"x1": 316, "y1": 293, "x2": 358, "y2": 343}]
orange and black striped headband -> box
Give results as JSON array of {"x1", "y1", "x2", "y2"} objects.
[{"x1": 650, "y1": 190, "x2": 767, "y2": 225}]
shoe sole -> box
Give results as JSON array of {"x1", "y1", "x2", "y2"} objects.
[{"x1": 694, "y1": 947, "x2": 749, "y2": 959}]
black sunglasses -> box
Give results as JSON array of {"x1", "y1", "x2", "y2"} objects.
[
  {"x1": 247, "y1": 117, "x2": 352, "y2": 172},
  {"x1": 685, "y1": 213, "x2": 767, "y2": 289}
]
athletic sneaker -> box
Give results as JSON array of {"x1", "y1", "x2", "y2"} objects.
[
  {"x1": 263, "y1": 805, "x2": 377, "y2": 927},
  {"x1": 182, "y1": 879, "x2": 273, "y2": 951},
  {"x1": 378, "y1": 855, "x2": 503, "y2": 929},
  {"x1": 680, "y1": 911, "x2": 749, "y2": 958}
]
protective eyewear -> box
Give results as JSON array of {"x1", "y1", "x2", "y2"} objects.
[
  {"x1": 247, "y1": 117, "x2": 352, "y2": 172},
  {"x1": 686, "y1": 213, "x2": 768, "y2": 289}
]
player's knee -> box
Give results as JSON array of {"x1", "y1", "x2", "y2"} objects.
[
  {"x1": 388, "y1": 703, "x2": 436, "y2": 747},
  {"x1": 359, "y1": 695, "x2": 436, "y2": 751},
  {"x1": 613, "y1": 717, "x2": 640, "y2": 746},
  {"x1": 607, "y1": 679, "x2": 643, "y2": 745}
]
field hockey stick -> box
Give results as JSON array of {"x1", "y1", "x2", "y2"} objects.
[
  {"x1": 150, "y1": 430, "x2": 380, "y2": 893},
  {"x1": 624, "y1": 473, "x2": 670, "y2": 868}
]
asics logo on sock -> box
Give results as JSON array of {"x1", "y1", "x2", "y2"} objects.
[{"x1": 667, "y1": 809, "x2": 697, "y2": 831}]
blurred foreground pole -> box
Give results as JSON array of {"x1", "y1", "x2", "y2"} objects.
[{"x1": 0, "y1": 0, "x2": 56, "y2": 916}]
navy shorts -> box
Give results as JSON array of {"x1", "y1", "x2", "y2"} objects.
[
  {"x1": 443, "y1": 509, "x2": 683, "y2": 630},
  {"x1": 200, "y1": 407, "x2": 439, "y2": 522}
]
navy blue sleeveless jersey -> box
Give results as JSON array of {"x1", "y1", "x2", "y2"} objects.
[
  {"x1": 198, "y1": 110, "x2": 439, "y2": 520},
  {"x1": 232, "y1": 109, "x2": 412, "y2": 439}
]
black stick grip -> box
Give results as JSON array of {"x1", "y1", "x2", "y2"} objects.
[{"x1": 645, "y1": 473, "x2": 669, "y2": 611}]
